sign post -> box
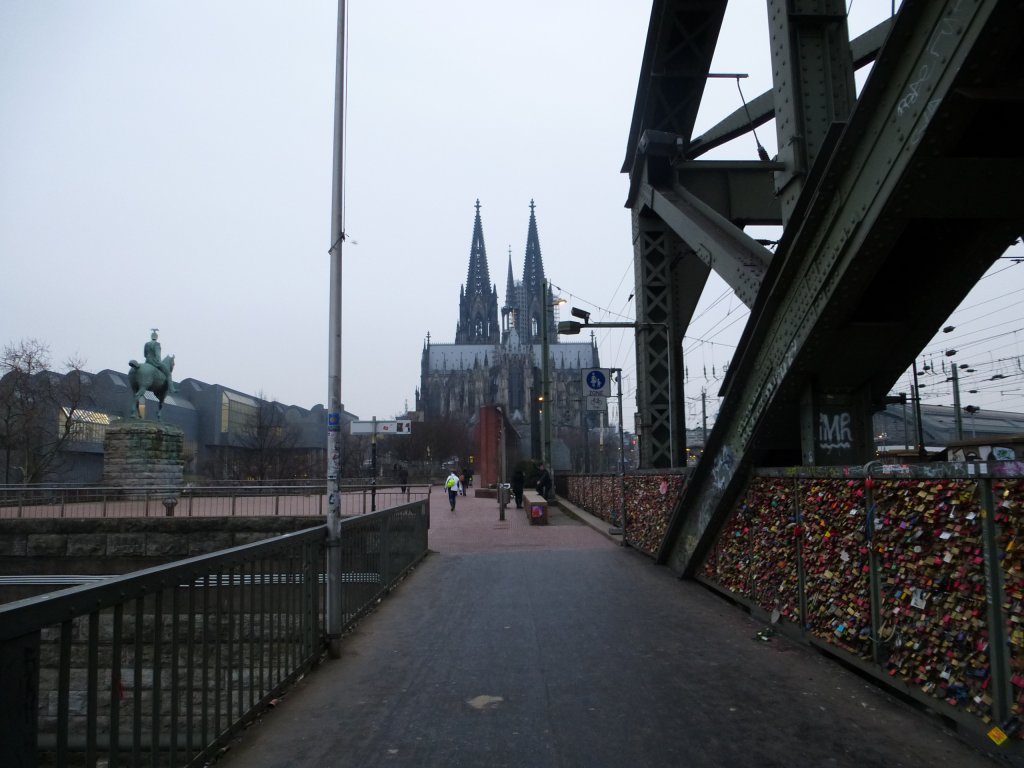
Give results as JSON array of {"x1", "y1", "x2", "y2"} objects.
[
  {"x1": 582, "y1": 368, "x2": 611, "y2": 397},
  {"x1": 350, "y1": 419, "x2": 412, "y2": 512}
]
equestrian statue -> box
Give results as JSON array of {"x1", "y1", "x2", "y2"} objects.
[{"x1": 128, "y1": 329, "x2": 177, "y2": 419}]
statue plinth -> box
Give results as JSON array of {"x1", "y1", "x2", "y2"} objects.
[{"x1": 103, "y1": 421, "x2": 184, "y2": 491}]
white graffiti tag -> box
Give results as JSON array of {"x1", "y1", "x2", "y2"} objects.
[{"x1": 819, "y1": 412, "x2": 853, "y2": 451}]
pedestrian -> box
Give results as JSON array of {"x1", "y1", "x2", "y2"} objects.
[
  {"x1": 511, "y1": 467, "x2": 524, "y2": 508},
  {"x1": 445, "y1": 470, "x2": 462, "y2": 511},
  {"x1": 398, "y1": 464, "x2": 409, "y2": 493},
  {"x1": 535, "y1": 462, "x2": 552, "y2": 500},
  {"x1": 459, "y1": 468, "x2": 467, "y2": 496}
]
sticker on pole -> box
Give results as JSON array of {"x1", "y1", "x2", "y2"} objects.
[{"x1": 583, "y1": 368, "x2": 610, "y2": 396}]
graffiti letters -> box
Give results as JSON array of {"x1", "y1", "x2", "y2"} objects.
[{"x1": 819, "y1": 412, "x2": 853, "y2": 452}]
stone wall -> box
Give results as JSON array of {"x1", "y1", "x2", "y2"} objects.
[
  {"x1": 0, "y1": 517, "x2": 322, "y2": 603},
  {"x1": 102, "y1": 421, "x2": 184, "y2": 489}
]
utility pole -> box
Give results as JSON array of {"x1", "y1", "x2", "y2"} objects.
[
  {"x1": 911, "y1": 362, "x2": 926, "y2": 457},
  {"x1": 701, "y1": 388, "x2": 708, "y2": 446},
  {"x1": 900, "y1": 392, "x2": 909, "y2": 450},
  {"x1": 951, "y1": 363, "x2": 964, "y2": 441}
]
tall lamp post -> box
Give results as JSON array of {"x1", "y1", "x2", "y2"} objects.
[
  {"x1": 539, "y1": 279, "x2": 566, "y2": 491},
  {"x1": 325, "y1": 0, "x2": 348, "y2": 660},
  {"x1": 540, "y1": 279, "x2": 551, "y2": 473}
]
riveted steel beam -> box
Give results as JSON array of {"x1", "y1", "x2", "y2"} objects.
[
  {"x1": 687, "y1": 18, "x2": 892, "y2": 160},
  {"x1": 632, "y1": 202, "x2": 705, "y2": 469},
  {"x1": 640, "y1": 179, "x2": 774, "y2": 308},
  {"x1": 768, "y1": 0, "x2": 857, "y2": 224},
  {"x1": 661, "y1": 0, "x2": 1024, "y2": 575}
]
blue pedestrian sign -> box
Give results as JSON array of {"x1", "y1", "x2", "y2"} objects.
[{"x1": 582, "y1": 368, "x2": 610, "y2": 396}]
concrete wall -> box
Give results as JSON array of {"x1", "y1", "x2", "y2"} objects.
[{"x1": 0, "y1": 517, "x2": 322, "y2": 603}]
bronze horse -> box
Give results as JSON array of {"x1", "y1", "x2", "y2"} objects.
[{"x1": 128, "y1": 355, "x2": 175, "y2": 419}]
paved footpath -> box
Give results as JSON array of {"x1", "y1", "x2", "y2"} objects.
[{"x1": 217, "y1": 490, "x2": 1006, "y2": 768}]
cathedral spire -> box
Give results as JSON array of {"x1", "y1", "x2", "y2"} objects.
[
  {"x1": 455, "y1": 199, "x2": 499, "y2": 344},
  {"x1": 519, "y1": 199, "x2": 552, "y2": 345},
  {"x1": 501, "y1": 247, "x2": 518, "y2": 338},
  {"x1": 466, "y1": 199, "x2": 492, "y2": 295},
  {"x1": 505, "y1": 247, "x2": 516, "y2": 306},
  {"x1": 522, "y1": 198, "x2": 544, "y2": 293}
]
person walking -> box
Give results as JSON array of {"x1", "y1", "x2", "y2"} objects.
[
  {"x1": 535, "y1": 462, "x2": 552, "y2": 500},
  {"x1": 511, "y1": 466, "x2": 524, "y2": 508},
  {"x1": 445, "y1": 470, "x2": 462, "y2": 511}
]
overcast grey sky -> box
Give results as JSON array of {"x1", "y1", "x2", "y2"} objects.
[{"x1": 3, "y1": 2, "x2": 1021, "y2": 432}]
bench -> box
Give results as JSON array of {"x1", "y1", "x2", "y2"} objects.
[{"x1": 522, "y1": 490, "x2": 548, "y2": 525}]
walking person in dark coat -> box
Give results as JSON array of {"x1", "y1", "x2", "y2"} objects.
[
  {"x1": 535, "y1": 462, "x2": 552, "y2": 500},
  {"x1": 511, "y1": 467, "x2": 524, "y2": 508}
]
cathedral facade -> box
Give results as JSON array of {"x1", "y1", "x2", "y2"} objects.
[{"x1": 417, "y1": 200, "x2": 601, "y2": 465}]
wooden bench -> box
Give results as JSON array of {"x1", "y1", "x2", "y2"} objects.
[{"x1": 522, "y1": 490, "x2": 548, "y2": 525}]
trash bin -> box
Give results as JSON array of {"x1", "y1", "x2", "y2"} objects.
[{"x1": 527, "y1": 494, "x2": 548, "y2": 525}]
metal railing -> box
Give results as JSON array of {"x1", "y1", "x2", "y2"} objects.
[
  {"x1": 0, "y1": 499, "x2": 430, "y2": 767},
  {"x1": 0, "y1": 483, "x2": 430, "y2": 518}
]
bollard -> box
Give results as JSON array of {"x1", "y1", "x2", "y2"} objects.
[{"x1": 162, "y1": 496, "x2": 178, "y2": 517}]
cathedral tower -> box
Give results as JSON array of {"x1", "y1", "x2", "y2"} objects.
[
  {"x1": 518, "y1": 200, "x2": 555, "y2": 346},
  {"x1": 455, "y1": 200, "x2": 499, "y2": 344}
]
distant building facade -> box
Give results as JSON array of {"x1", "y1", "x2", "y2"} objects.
[
  {"x1": 416, "y1": 200, "x2": 602, "y2": 466},
  {"x1": 0, "y1": 366, "x2": 356, "y2": 484}
]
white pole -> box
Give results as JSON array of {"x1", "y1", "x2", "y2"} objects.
[{"x1": 325, "y1": 0, "x2": 347, "y2": 659}]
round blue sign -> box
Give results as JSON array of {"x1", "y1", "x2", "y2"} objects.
[{"x1": 585, "y1": 370, "x2": 607, "y2": 391}]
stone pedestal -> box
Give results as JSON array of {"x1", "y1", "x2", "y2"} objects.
[{"x1": 103, "y1": 421, "x2": 184, "y2": 490}]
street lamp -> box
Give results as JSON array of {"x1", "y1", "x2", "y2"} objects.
[
  {"x1": 559, "y1": 308, "x2": 675, "y2": 469},
  {"x1": 540, "y1": 279, "x2": 566, "y2": 489}
]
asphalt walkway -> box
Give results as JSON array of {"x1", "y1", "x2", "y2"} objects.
[{"x1": 216, "y1": 489, "x2": 1003, "y2": 768}]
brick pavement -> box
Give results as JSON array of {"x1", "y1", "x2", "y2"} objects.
[
  {"x1": 426, "y1": 486, "x2": 616, "y2": 555},
  {"x1": 216, "y1": 488, "x2": 1006, "y2": 768}
]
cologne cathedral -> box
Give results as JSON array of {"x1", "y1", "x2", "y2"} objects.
[{"x1": 416, "y1": 200, "x2": 601, "y2": 462}]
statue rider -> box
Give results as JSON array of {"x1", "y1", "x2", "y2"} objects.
[{"x1": 145, "y1": 329, "x2": 177, "y2": 393}]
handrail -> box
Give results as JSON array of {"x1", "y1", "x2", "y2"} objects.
[
  {"x1": 0, "y1": 499, "x2": 430, "y2": 767},
  {"x1": 0, "y1": 483, "x2": 432, "y2": 518},
  {"x1": 0, "y1": 526, "x2": 326, "y2": 642}
]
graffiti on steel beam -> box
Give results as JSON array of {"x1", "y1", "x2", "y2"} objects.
[
  {"x1": 819, "y1": 412, "x2": 853, "y2": 452},
  {"x1": 711, "y1": 446, "x2": 736, "y2": 491}
]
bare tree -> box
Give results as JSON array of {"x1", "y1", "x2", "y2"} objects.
[
  {"x1": 234, "y1": 393, "x2": 303, "y2": 481},
  {"x1": 399, "y1": 414, "x2": 472, "y2": 468},
  {"x1": 0, "y1": 339, "x2": 88, "y2": 483}
]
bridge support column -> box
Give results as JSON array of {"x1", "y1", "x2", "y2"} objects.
[
  {"x1": 632, "y1": 208, "x2": 691, "y2": 469},
  {"x1": 799, "y1": 385, "x2": 874, "y2": 466}
]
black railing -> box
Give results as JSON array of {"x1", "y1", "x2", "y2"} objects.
[
  {"x1": 0, "y1": 500, "x2": 430, "y2": 767},
  {"x1": 0, "y1": 483, "x2": 430, "y2": 518}
]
